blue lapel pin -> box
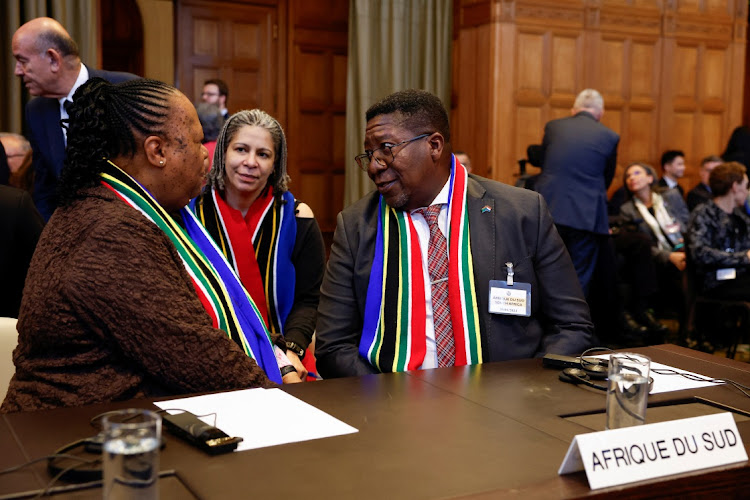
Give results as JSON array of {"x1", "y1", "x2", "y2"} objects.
[{"x1": 481, "y1": 205, "x2": 491, "y2": 213}]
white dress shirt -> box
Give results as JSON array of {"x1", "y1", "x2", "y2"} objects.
[
  {"x1": 59, "y1": 65, "x2": 89, "y2": 145},
  {"x1": 663, "y1": 176, "x2": 679, "y2": 189}
]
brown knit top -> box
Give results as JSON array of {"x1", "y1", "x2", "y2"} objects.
[{"x1": 1, "y1": 185, "x2": 274, "y2": 413}]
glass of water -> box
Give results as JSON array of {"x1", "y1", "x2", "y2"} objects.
[
  {"x1": 606, "y1": 353, "x2": 650, "y2": 430},
  {"x1": 102, "y1": 409, "x2": 162, "y2": 500}
]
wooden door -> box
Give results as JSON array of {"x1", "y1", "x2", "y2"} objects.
[
  {"x1": 176, "y1": 0, "x2": 283, "y2": 117},
  {"x1": 285, "y1": 0, "x2": 348, "y2": 239}
]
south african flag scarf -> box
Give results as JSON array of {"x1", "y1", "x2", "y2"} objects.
[
  {"x1": 189, "y1": 187, "x2": 297, "y2": 336},
  {"x1": 360, "y1": 156, "x2": 482, "y2": 372},
  {"x1": 99, "y1": 161, "x2": 282, "y2": 383}
]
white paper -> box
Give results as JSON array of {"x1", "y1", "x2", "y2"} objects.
[
  {"x1": 591, "y1": 356, "x2": 721, "y2": 394},
  {"x1": 155, "y1": 388, "x2": 358, "y2": 451},
  {"x1": 559, "y1": 412, "x2": 747, "y2": 489}
]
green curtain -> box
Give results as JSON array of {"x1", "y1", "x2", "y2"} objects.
[
  {"x1": 344, "y1": 0, "x2": 453, "y2": 207},
  {"x1": 1, "y1": 0, "x2": 98, "y2": 134}
]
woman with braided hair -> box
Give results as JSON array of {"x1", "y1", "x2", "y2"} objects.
[
  {"x1": 191, "y1": 109, "x2": 326, "y2": 380},
  {"x1": 2, "y1": 78, "x2": 299, "y2": 413}
]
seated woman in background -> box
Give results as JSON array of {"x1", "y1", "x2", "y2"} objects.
[
  {"x1": 2, "y1": 79, "x2": 300, "y2": 414},
  {"x1": 688, "y1": 162, "x2": 750, "y2": 299},
  {"x1": 619, "y1": 162, "x2": 689, "y2": 338},
  {"x1": 0, "y1": 133, "x2": 34, "y2": 193},
  {"x1": 191, "y1": 110, "x2": 325, "y2": 379}
]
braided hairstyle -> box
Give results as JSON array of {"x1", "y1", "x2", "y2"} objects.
[
  {"x1": 206, "y1": 109, "x2": 290, "y2": 199},
  {"x1": 59, "y1": 77, "x2": 176, "y2": 206}
]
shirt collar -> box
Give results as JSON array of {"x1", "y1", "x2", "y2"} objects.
[
  {"x1": 59, "y1": 64, "x2": 89, "y2": 108},
  {"x1": 411, "y1": 177, "x2": 451, "y2": 214}
]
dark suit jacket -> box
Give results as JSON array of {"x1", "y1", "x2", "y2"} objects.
[
  {"x1": 315, "y1": 176, "x2": 594, "y2": 378},
  {"x1": 26, "y1": 66, "x2": 138, "y2": 220},
  {"x1": 534, "y1": 111, "x2": 619, "y2": 235},
  {"x1": 657, "y1": 177, "x2": 685, "y2": 197},
  {"x1": 0, "y1": 185, "x2": 44, "y2": 318},
  {"x1": 618, "y1": 188, "x2": 689, "y2": 266},
  {"x1": 686, "y1": 183, "x2": 711, "y2": 212}
]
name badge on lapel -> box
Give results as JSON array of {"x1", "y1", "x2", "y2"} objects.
[{"x1": 489, "y1": 262, "x2": 531, "y2": 317}]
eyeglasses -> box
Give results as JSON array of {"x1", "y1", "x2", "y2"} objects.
[{"x1": 355, "y1": 133, "x2": 432, "y2": 171}]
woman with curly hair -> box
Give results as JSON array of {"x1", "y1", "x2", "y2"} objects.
[
  {"x1": 2, "y1": 79, "x2": 300, "y2": 413},
  {"x1": 688, "y1": 162, "x2": 750, "y2": 299},
  {"x1": 191, "y1": 110, "x2": 325, "y2": 379}
]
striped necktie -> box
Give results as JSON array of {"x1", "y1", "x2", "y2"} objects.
[{"x1": 415, "y1": 204, "x2": 455, "y2": 367}]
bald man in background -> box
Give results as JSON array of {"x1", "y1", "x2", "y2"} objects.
[{"x1": 12, "y1": 17, "x2": 137, "y2": 220}]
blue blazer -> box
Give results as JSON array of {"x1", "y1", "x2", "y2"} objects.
[
  {"x1": 26, "y1": 66, "x2": 138, "y2": 220},
  {"x1": 534, "y1": 111, "x2": 619, "y2": 235}
]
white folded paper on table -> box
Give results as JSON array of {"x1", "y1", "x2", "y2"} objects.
[{"x1": 155, "y1": 388, "x2": 358, "y2": 451}]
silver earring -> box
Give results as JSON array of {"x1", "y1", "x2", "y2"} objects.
[{"x1": 159, "y1": 160, "x2": 165, "y2": 166}]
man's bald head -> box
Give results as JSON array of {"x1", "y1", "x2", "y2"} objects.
[
  {"x1": 12, "y1": 17, "x2": 81, "y2": 98},
  {"x1": 23, "y1": 17, "x2": 79, "y2": 57}
]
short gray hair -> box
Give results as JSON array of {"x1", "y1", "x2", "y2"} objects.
[
  {"x1": 206, "y1": 109, "x2": 290, "y2": 197},
  {"x1": 195, "y1": 102, "x2": 224, "y2": 142},
  {"x1": 0, "y1": 133, "x2": 31, "y2": 152},
  {"x1": 573, "y1": 89, "x2": 604, "y2": 115}
]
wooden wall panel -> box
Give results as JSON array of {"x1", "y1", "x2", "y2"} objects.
[
  {"x1": 451, "y1": 21, "x2": 496, "y2": 178},
  {"x1": 672, "y1": 112, "x2": 695, "y2": 158},
  {"x1": 515, "y1": 106, "x2": 544, "y2": 164},
  {"x1": 628, "y1": 110, "x2": 654, "y2": 161},
  {"x1": 452, "y1": 0, "x2": 746, "y2": 197},
  {"x1": 286, "y1": 0, "x2": 348, "y2": 237},
  {"x1": 551, "y1": 36, "x2": 578, "y2": 94},
  {"x1": 631, "y1": 41, "x2": 656, "y2": 97},
  {"x1": 193, "y1": 19, "x2": 219, "y2": 56},
  {"x1": 517, "y1": 33, "x2": 545, "y2": 92},
  {"x1": 600, "y1": 39, "x2": 625, "y2": 97},
  {"x1": 700, "y1": 113, "x2": 724, "y2": 158},
  {"x1": 704, "y1": 48, "x2": 727, "y2": 99},
  {"x1": 674, "y1": 45, "x2": 698, "y2": 99}
]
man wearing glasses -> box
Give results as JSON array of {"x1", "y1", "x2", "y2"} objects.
[
  {"x1": 315, "y1": 89, "x2": 594, "y2": 378},
  {"x1": 201, "y1": 79, "x2": 230, "y2": 120}
]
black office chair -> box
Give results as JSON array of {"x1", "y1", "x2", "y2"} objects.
[{"x1": 683, "y1": 255, "x2": 750, "y2": 359}]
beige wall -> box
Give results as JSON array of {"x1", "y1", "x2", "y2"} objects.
[{"x1": 135, "y1": 0, "x2": 174, "y2": 84}]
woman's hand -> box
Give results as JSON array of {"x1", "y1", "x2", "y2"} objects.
[
  {"x1": 285, "y1": 351, "x2": 309, "y2": 381},
  {"x1": 669, "y1": 251, "x2": 686, "y2": 271}
]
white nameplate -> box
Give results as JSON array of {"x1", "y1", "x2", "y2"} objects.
[
  {"x1": 559, "y1": 412, "x2": 747, "y2": 490},
  {"x1": 717, "y1": 268, "x2": 737, "y2": 281},
  {"x1": 488, "y1": 280, "x2": 531, "y2": 317}
]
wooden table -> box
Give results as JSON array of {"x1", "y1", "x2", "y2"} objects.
[{"x1": 2, "y1": 345, "x2": 750, "y2": 499}]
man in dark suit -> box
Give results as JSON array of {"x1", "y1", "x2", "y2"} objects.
[
  {"x1": 687, "y1": 155, "x2": 721, "y2": 211},
  {"x1": 12, "y1": 17, "x2": 137, "y2": 220},
  {"x1": 534, "y1": 89, "x2": 619, "y2": 297},
  {"x1": 657, "y1": 150, "x2": 686, "y2": 197},
  {"x1": 315, "y1": 89, "x2": 593, "y2": 378}
]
